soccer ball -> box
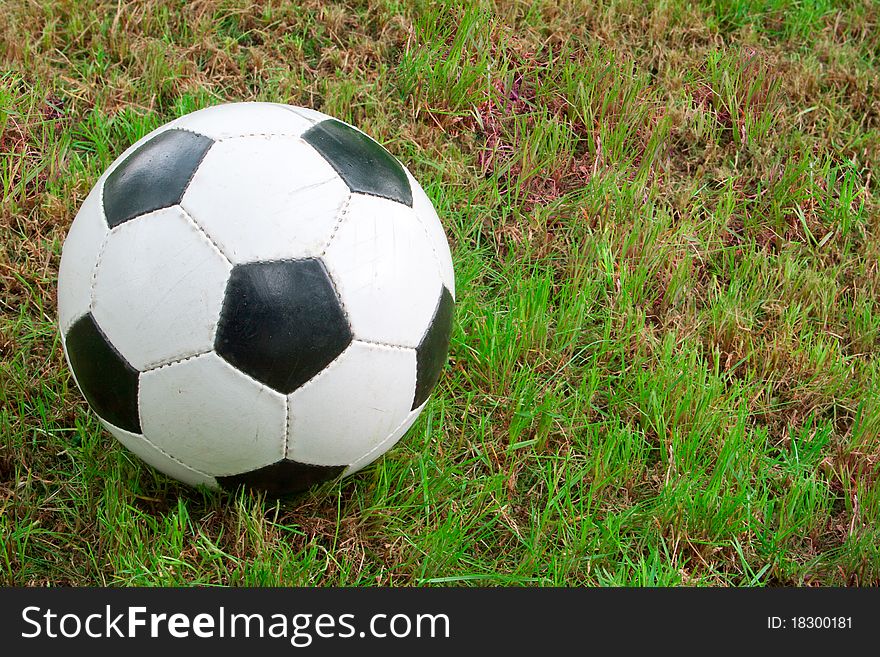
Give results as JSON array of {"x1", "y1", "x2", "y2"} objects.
[{"x1": 57, "y1": 102, "x2": 455, "y2": 496}]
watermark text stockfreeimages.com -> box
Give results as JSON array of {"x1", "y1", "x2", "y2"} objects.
[{"x1": 21, "y1": 605, "x2": 450, "y2": 647}]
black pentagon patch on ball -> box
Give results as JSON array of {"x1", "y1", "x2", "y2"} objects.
[
  {"x1": 64, "y1": 313, "x2": 141, "y2": 433},
  {"x1": 412, "y1": 285, "x2": 454, "y2": 410},
  {"x1": 215, "y1": 258, "x2": 352, "y2": 394},
  {"x1": 303, "y1": 119, "x2": 413, "y2": 207},
  {"x1": 217, "y1": 459, "x2": 345, "y2": 496},
  {"x1": 103, "y1": 129, "x2": 214, "y2": 228}
]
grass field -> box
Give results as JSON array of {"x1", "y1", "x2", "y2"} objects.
[{"x1": 2, "y1": 0, "x2": 879, "y2": 586}]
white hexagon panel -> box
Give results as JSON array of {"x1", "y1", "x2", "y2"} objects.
[
  {"x1": 181, "y1": 135, "x2": 349, "y2": 264},
  {"x1": 322, "y1": 193, "x2": 443, "y2": 347},
  {"x1": 139, "y1": 352, "x2": 287, "y2": 477},
  {"x1": 57, "y1": 102, "x2": 455, "y2": 497},
  {"x1": 288, "y1": 341, "x2": 417, "y2": 466},
  {"x1": 91, "y1": 206, "x2": 231, "y2": 370}
]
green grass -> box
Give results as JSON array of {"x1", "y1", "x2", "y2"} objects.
[{"x1": 2, "y1": 0, "x2": 879, "y2": 586}]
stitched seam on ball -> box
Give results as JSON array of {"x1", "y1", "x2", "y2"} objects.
[
  {"x1": 228, "y1": 256, "x2": 316, "y2": 265},
  {"x1": 86, "y1": 191, "x2": 113, "y2": 329},
  {"x1": 178, "y1": 204, "x2": 233, "y2": 266},
  {"x1": 284, "y1": 344, "x2": 351, "y2": 399},
  {"x1": 215, "y1": 131, "x2": 313, "y2": 142},
  {"x1": 215, "y1": 254, "x2": 236, "y2": 354},
  {"x1": 354, "y1": 338, "x2": 415, "y2": 351},
  {"x1": 344, "y1": 406, "x2": 422, "y2": 475},
  {"x1": 127, "y1": 428, "x2": 215, "y2": 480},
  {"x1": 174, "y1": 206, "x2": 234, "y2": 356},
  {"x1": 165, "y1": 121, "x2": 211, "y2": 139},
  {"x1": 319, "y1": 258, "x2": 353, "y2": 329},
  {"x1": 209, "y1": 349, "x2": 290, "y2": 402},
  {"x1": 412, "y1": 284, "x2": 446, "y2": 355},
  {"x1": 348, "y1": 189, "x2": 413, "y2": 206},
  {"x1": 286, "y1": 341, "x2": 413, "y2": 409},
  {"x1": 319, "y1": 192, "x2": 352, "y2": 258},
  {"x1": 283, "y1": 397, "x2": 291, "y2": 459},
  {"x1": 179, "y1": 139, "x2": 214, "y2": 199},
  {"x1": 141, "y1": 348, "x2": 213, "y2": 374}
]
